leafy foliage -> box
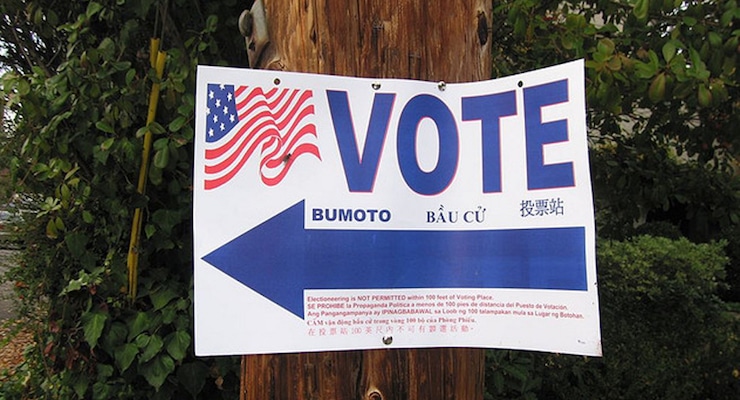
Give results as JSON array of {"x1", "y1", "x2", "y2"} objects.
[
  {"x1": 493, "y1": 0, "x2": 739, "y2": 164},
  {"x1": 591, "y1": 141, "x2": 740, "y2": 242},
  {"x1": 492, "y1": 0, "x2": 740, "y2": 242},
  {"x1": 1, "y1": 0, "x2": 245, "y2": 398},
  {"x1": 485, "y1": 236, "x2": 740, "y2": 400},
  {"x1": 486, "y1": 1, "x2": 740, "y2": 398},
  {"x1": 485, "y1": 350, "x2": 541, "y2": 400},
  {"x1": 541, "y1": 236, "x2": 739, "y2": 400}
]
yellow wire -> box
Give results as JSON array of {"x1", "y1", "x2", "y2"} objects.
[
  {"x1": 149, "y1": 38, "x2": 160, "y2": 69},
  {"x1": 128, "y1": 43, "x2": 166, "y2": 301}
]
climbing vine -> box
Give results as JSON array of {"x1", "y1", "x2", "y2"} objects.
[{"x1": 1, "y1": 0, "x2": 244, "y2": 398}]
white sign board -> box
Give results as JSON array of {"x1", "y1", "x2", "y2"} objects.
[{"x1": 194, "y1": 60, "x2": 601, "y2": 356}]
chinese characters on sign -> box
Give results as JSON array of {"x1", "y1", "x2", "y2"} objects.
[{"x1": 521, "y1": 198, "x2": 565, "y2": 217}]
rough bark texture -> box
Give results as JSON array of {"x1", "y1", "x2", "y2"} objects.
[
  {"x1": 241, "y1": 1, "x2": 491, "y2": 399},
  {"x1": 255, "y1": 0, "x2": 491, "y2": 82},
  {"x1": 242, "y1": 348, "x2": 486, "y2": 400}
]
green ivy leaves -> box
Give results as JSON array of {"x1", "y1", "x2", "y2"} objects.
[
  {"x1": 0, "y1": 0, "x2": 244, "y2": 398},
  {"x1": 165, "y1": 330, "x2": 191, "y2": 361},
  {"x1": 92, "y1": 288, "x2": 194, "y2": 391},
  {"x1": 82, "y1": 311, "x2": 108, "y2": 349},
  {"x1": 114, "y1": 343, "x2": 138, "y2": 372}
]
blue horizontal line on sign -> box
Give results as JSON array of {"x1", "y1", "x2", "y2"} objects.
[{"x1": 203, "y1": 201, "x2": 587, "y2": 319}]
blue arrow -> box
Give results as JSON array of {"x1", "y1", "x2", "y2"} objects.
[{"x1": 203, "y1": 201, "x2": 587, "y2": 319}]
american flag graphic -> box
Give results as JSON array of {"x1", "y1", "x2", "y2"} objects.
[{"x1": 204, "y1": 83, "x2": 321, "y2": 190}]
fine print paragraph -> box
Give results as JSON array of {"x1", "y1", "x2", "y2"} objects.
[{"x1": 304, "y1": 292, "x2": 585, "y2": 337}]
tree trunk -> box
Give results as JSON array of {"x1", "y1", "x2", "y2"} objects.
[{"x1": 240, "y1": 1, "x2": 491, "y2": 399}]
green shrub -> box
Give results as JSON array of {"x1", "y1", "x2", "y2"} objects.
[
  {"x1": 719, "y1": 224, "x2": 740, "y2": 302},
  {"x1": 539, "y1": 236, "x2": 740, "y2": 399},
  {"x1": 0, "y1": 1, "x2": 244, "y2": 398},
  {"x1": 484, "y1": 236, "x2": 739, "y2": 399},
  {"x1": 485, "y1": 350, "x2": 541, "y2": 400}
]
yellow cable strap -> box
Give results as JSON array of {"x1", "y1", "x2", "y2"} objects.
[
  {"x1": 149, "y1": 38, "x2": 160, "y2": 69},
  {"x1": 127, "y1": 46, "x2": 166, "y2": 301}
]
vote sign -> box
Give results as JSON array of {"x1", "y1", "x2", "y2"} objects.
[{"x1": 194, "y1": 60, "x2": 601, "y2": 356}]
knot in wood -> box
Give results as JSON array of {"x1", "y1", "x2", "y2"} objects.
[
  {"x1": 367, "y1": 391, "x2": 383, "y2": 400},
  {"x1": 239, "y1": 10, "x2": 253, "y2": 37},
  {"x1": 477, "y1": 12, "x2": 489, "y2": 46}
]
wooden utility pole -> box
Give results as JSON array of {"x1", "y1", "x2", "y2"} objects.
[{"x1": 239, "y1": 1, "x2": 492, "y2": 399}]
